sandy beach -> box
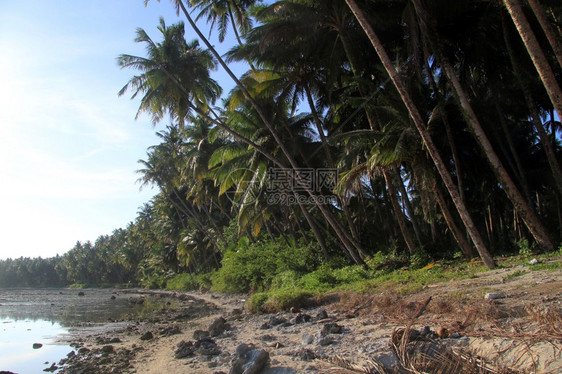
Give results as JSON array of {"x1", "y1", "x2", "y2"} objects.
[{"x1": 50, "y1": 262, "x2": 562, "y2": 374}]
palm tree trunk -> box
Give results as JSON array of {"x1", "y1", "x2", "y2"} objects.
[
  {"x1": 395, "y1": 169, "x2": 423, "y2": 247},
  {"x1": 174, "y1": 0, "x2": 367, "y2": 265},
  {"x1": 383, "y1": 169, "x2": 417, "y2": 255},
  {"x1": 423, "y1": 51, "x2": 465, "y2": 202},
  {"x1": 503, "y1": 0, "x2": 562, "y2": 118},
  {"x1": 433, "y1": 179, "x2": 475, "y2": 258},
  {"x1": 345, "y1": 0, "x2": 496, "y2": 268},
  {"x1": 526, "y1": 0, "x2": 562, "y2": 68}
]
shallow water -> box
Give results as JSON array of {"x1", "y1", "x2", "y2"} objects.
[{"x1": 0, "y1": 288, "x2": 146, "y2": 373}]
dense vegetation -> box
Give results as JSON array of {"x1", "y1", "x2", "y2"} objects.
[{"x1": 1, "y1": 0, "x2": 561, "y2": 293}]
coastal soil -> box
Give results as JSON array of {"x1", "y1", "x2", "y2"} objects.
[{"x1": 57, "y1": 258, "x2": 561, "y2": 374}]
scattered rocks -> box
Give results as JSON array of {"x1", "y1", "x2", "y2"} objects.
[
  {"x1": 260, "y1": 316, "x2": 287, "y2": 329},
  {"x1": 528, "y1": 258, "x2": 539, "y2": 265},
  {"x1": 32, "y1": 343, "x2": 43, "y2": 349},
  {"x1": 96, "y1": 336, "x2": 122, "y2": 344},
  {"x1": 140, "y1": 331, "x2": 154, "y2": 341}
]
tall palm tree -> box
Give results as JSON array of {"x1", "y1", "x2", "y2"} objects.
[{"x1": 118, "y1": 17, "x2": 221, "y2": 125}]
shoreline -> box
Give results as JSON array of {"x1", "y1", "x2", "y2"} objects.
[{"x1": 49, "y1": 264, "x2": 561, "y2": 373}]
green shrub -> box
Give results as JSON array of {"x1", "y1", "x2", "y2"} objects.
[
  {"x1": 211, "y1": 238, "x2": 321, "y2": 293},
  {"x1": 247, "y1": 288, "x2": 313, "y2": 313},
  {"x1": 166, "y1": 272, "x2": 212, "y2": 291}
]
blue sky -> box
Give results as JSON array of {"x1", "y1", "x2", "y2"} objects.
[{"x1": 0, "y1": 1, "x2": 243, "y2": 259}]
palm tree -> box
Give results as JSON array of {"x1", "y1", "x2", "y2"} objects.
[
  {"x1": 190, "y1": 0, "x2": 257, "y2": 45},
  {"x1": 146, "y1": 0, "x2": 368, "y2": 265},
  {"x1": 118, "y1": 17, "x2": 221, "y2": 125}
]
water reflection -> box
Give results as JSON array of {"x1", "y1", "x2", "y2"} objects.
[
  {"x1": 0, "y1": 288, "x2": 144, "y2": 326},
  {"x1": 0, "y1": 318, "x2": 72, "y2": 373}
]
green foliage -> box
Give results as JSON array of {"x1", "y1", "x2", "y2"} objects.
[
  {"x1": 247, "y1": 288, "x2": 313, "y2": 313},
  {"x1": 211, "y1": 238, "x2": 321, "y2": 293},
  {"x1": 503, "y1": 269, "x2": 527, "y2": 281},
  {"x1": 166, "y1": 272, "x2": 212, "y2": 291},
  {"x1": 528, "y1": 261, "x2": 561, "y2": 272},
  {"x1": 517, "y1": 238, "x2": 536, "y2": 257}
]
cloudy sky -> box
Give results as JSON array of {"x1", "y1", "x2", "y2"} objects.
[{"x1": 0, "y1": 1, "x2": 238, "y2": 259}]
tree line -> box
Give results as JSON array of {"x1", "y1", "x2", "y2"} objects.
[{"x1": 2, "y1": 0, "x2": 561, "y2": 289}]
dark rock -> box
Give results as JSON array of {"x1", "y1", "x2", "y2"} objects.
[
  {"x1": 321, "y1": 323, "x2": 342, "y2": 336},
  {"x1": 175, "y1": 340, "x2": 195, "y2": 359},
  {"x1": 140, "y1": 331, "x2": 154, "y2": 341},
  {"x1": 78, "y1": 291, "x2": 85, "y2": 296},
  {"x1": 315, "y1": 310, "x2": 328, "y2": 321},
  {"x1": 260, "y1": 316, "x2": 287, "y2": 329},
  {"x1": 195, "y1": 337, "x2": 220, "y2": 356},
  {"x1": 110, "y1": 295, "x2": 116, "y2": 300},
  {"x1": 295, "y1": 313, "x2": 312, "y2": 324},
  {"x1": 101, "y1": 345, "x2": 115, "y2": 354},
  {"x1": 193, "y1": 329, "x2": 210, "y2": 340},
  {"x1": 209, "y1": 317, "x2": 231, "y2": 337},
  {"x1": 301, "y1": 333, "x2": 314, "y2": 345},
  {"x1": 78, "y1": 347, "x2": 90, "y2": 355},
  {"x1": 235, "y1": 343, "x2": 253, "y2": 357},
  {"x1": 259, "y1": 334, "x2": 277, "y2": 342},
  {"x1": 33, "y1": 343, "x2": 43, "y2": 349},
  {"x1": 43, "y1": 363, "x2": 58, "y2": 372},
  {"x1": 316, "y1": 336, "x2": 334, "y2": 346},
  {"x1": 160, "y1": 325, "x2": 182, "y2": 336},
  {"x1": 230, "y1": 348, "x2": 269, "y2": 374},
  {"x1": 297, "y1": 349, "x2": 316, "y2": 361}
]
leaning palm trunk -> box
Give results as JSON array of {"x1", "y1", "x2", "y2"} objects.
[
  {"x1": 526, "y1": 0, "x2": 562, "y2": 69},
  {"x1": 383, "y1": 168, "x2": 417, "y2": 255},
  {"x1": 345, "y1": 0, "x2": 496, "y2": 268},
  {"x1": 164, "y1": 0, "x2": 366, "y2": 265},
  {"x1": 503, "y1": 0, "x2": 562, "y2": 119}
]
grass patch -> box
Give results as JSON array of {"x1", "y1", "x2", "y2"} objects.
[
  {"x1": 247, "y1": 288, "x2": 313, "y2": 313},
  {"x1": 528, "y1": 261, "x2": 562, "y2": 272},
  {"x1": 503, "y1": 269, "x2": 527, "y2": 281}
]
